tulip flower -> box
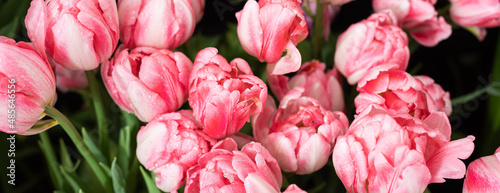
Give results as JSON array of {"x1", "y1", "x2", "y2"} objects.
[
  {"x1": 332, "y1": 105, "x2": 475, "y2": 192},
  {"x1": 463, "y1": 147, "x2": 500, "y2": 193},
  {"x1": 118, "y1": 0, "x2": 196, "y2": 50},
  {"x1": 25, "y1": 0, "x2": 119, "y2": 70},
  {"x1": 136, "y1": 110, "x2": 215, "y2": 192},
  {"x1": 355, "y1": 67, "x2": 450, "y2": 120},
  {"x1": 267, "y1": 60, "x2": 344, "y2": 112},
  {"x1": 185, "y1": 138, "x2": 283, "y2": 193},
  {"x1": 0, "y1": 36, "x2": 56, "y2": 135},
  {"x1": 54, "y1": 61, "x2": 88, "y2": 92},
  {"x1": 253, "y1": 88, "x2": 349, "y2": 174},
  {"x1": 102, "y1": 46, "x2": 192, "y2": 122},
  {"x1": 236, "y1": 0, "x2": 308, "y2": 75},
  {"x1": 449, "y1": 0, "x2": 500, "y2": 41},
  {"x1": 189, "y1": 48, "x2": 267, "y2": 139},
  {"x1": 372, "y1": 0, "x2": 452, "y2": 46},
  {"x1": 334, "y1": 10, "x2": 410, "y2": 85}
]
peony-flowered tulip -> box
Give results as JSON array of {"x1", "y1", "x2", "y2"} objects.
[
  {"x1": 189, "y1": 48, "x2": 267, "y2": 139},
  {"x1": 236, "y1": 0, "x2": 308, "y2": 75},
  {"x1": 0, "y1": 36, "x2": 56, "y2": 135},
  {"x1": 136, "y1": 110, "x2": 215, "y2": 192},
  {"x1": 334, "y1": 10, "x2": 410, "y2": 85},
  {"x1": 54, "y1": 61, "x2": 88, "y2": 92},
  {"x1": 267, "y1": 60, "x2": 344, "y2": 112},
  {"x1": 253, "y1": 88, "x2": 349, "y2": 174},
  {"x1": 449, "y1": 0, "x2": 500, "y2": 41},
  {"x1": 372, "y1": 0, "x2": 452, "y2": 46},
  {"x1": 185, "y1": 138, "x2": 283, "y2": 193},
  {"x1": 118, "y1": 0, "x2": 196, "y2": 50},
  {"x1": 25, "y1": 0, "x2": 119, "y2": 71},
  {"x1": 463, "y1": 147, "x2": 500, "y2": 193},
  {"x1": 102, "y1": 46, "x2": 192, "y2": 122},
  {"x1": 333, "y1": 105, "x2": 475, "y2": 193},
  {"x1": 355, "y1": 67, "x2": 449, "y2": 120}
]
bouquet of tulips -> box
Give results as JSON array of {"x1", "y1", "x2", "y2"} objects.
[{"x1": 2, "y1": 0, "x2": 500, "y2": 192}]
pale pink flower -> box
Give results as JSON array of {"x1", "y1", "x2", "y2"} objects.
[
  {"x1": 189, "y1": 48, "x2": 267, "y2": 139},
  {"x1": 355, "y1": 68, "x2": 448, "y2": 120},
  {"x1": 332, "y1": 105, "x2": 475, "y2": 192},
  {"x1": 185, "y1": 138, "x2": 283, "y2": 193},
  {"x1": 25, "y1": 0, "x2": 119, "y2": 70},
  {"x1": 54, "y1": 61, "x2": 88, "y2": 92},
  {"x1": 372, "y1": 0, "x2": 452, "y2": 47},
  {"x1": 136, "y1": 110, "x2": 215, "y2": 192},
  {"x1": 190, "y1": 0, "x2": 205, "y2": 22},
  {"x1": 268, "y1": 60, "x2": 344, "y2": 112},
  {"x1": 236, "y1": 0, "x2": 308, "y2": 75},
  {"x1": 334, "y1": 10, "x2": 410, "y2": 85},
  {"x1": 118, "y1": 0, "x2": 196, "y2": 50},
  {"x1": 102, "y1": 46, "x2": 192, "y2": 122},
  {"x1": 463, "y1": 147, "x2": 500, "y2": 193},
  {"x1": 0, "y1": 37, "x2": 56, "y2": 135},
  {"x1": 449, "y1": 0, "x2": 500, "y2": 41},
  {"x1": 253, "y1": 88, "x2": 349, "y2": 174}
]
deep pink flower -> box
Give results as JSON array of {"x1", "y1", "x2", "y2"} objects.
[
  {"x1": 189, "y1": 48, "x2": 267, "y2": 139},
  {"x1": 355, "y1": 68, "x2": 450, "y2": 120},
  {"x1": 118, "y1": 0, "x2": 196, "y2": 50},
  {"x1": 236, "y1": 0, "x2": 308, "y2": 75},
  {"x1": 185, "y1": 138, "x2": 283, "y2": 193},
  {"x1": 102, "y1": 46, "x2": 192, "y2": 122},
  {"x1": 332, "y1": 105, "x2": 475, "y2": 192},
  {"x1": 463, "y1": 147, "x2": 500, "y2": 193},
  {"x1": 372, "y1": 0, "x2": 452, "y2": 47},
  {"x1": 253, "y1": 88, "x2": 348, "y2": 174},
  {"x1": 334, "y1": 10, "x2": 410, "y2": 85},
  {"x1": 449, "y1": 0, "x2": 500, "y2": 41},
  {"x1": 0, "y1": 37, "x2": 56, "y2": 135},
  {"x1": 136, "y1": 110, "x2": 215, "y2": 192},
  {"x1": 25, "y1": 0, "x2": 119, "y2": 70}
]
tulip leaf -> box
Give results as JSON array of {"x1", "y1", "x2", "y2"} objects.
[
  {"x1": 82, "y1": 128, "x2": 108, "y2": 165},
  {"x1": 99, "y1": 162, "x2": 112, "y2": 178},
  {"x1": 118, "y1": 126, "x2": 132, "y2": 177},
  {"x1": 59, "y1": 166, "x2": 85, "y2": 193},
  {"x1": 111, "y1": 158, "x2": 126, "y2": 193},
  {"x1": 38, "y1": 132, "x2": 64, "y2": 190},
  {"x1": 139, "y1": 166, "x2": 161, "y2": 193},
  {"x1": 59, "y1": 139, "x2": 81, "y2": 173}
]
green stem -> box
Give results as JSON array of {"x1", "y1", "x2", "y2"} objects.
[
  {"x1": 312, "y1": 1, "x2": 325, "y2": 59},
  {"x1": 44, "y1": 105, "x2": 109, "y2": 191},
  {"x1": 39, "y1": 132, "x2": 64, "y2": 190},
  {"x1": 85, "y1": 70, "x2": 109, "y2": 158}
]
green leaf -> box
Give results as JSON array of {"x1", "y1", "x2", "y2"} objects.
[
  {"x1": 117, "y1": 126, "x2": 132, "y2": 177},
  {"x1": 139, "y1": 166, "x2": 161, "y2": 193},
  {"x1": 82, "y1": 128, "x2": 109, "y2": 165},
  {"x1": 38, "y1": 133, "x2": 64, "y2": 190},
  {"x1": 59, "y1": 166, "x2": 84, "y2": 193},
  {"x1": 111, "y1": 158, "x2": 126, "y2": 193},
  {"x1": 99, "y1": 162, "x2": 112, "y2": 178},
  {"x1": 59, "y1": 139, "x2": 81, "y2": 173}
]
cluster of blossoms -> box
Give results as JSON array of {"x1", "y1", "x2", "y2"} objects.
[{"x1": 2, "y1": 0, "x2": 500, "y2": 192}]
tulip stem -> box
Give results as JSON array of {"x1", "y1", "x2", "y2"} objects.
[
  {"x1": 313, "y1": 1, "x2": 325, "y2": 59},
  {"x1": 44, "y1": 105, "x2": 109, "y2": 192},
  {"x1": 85, "y1": 70, "x2": 109, "y2": 158}
]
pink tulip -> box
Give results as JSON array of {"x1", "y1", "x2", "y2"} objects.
[
  {"x1": 355, "y1": 68, "x2": 447, "y2": 120},
  {"x1": 189, "y1": 48, "x2": 267, "y2": 139},
  {"x1": 25, "y1": 0, "x2": 119, "y2": 70},
  {"x1": 267, "y1": 60, "x2": 344, "y2": 112},
  {"x1": 54, "y1": 61, "x2": 88, "y2": 92},
  {"x1": 0, "y1": 36, "x2": 56, "y2": 135},
  {"x1": 102, "y1": 46, "x2": 192, "y2": 122},
  {"x1": 463, "y1": 147, "x2": 500, "y2": 193},
  {"x1": 449, "y1": 0, "x2": 500, "y2": 41},
  {"x1": 185, "y1": 138, "x2": 283, "y2": 193},
  {"x1": 372, "y1": 0, "x2": 452, "y2": 47},
  {"x1": 190, "y1": 0, "x2": 206, "y2": 22},
  {"x1": 415, "y1": 75, "x2": 452, "y2": 116},
  {"x1": 334, "y1": 10, "x2": 410, "y2": 85},
  {"x1": 236, "y1": 0, "x2": 308, "y2": 75},
  {"x1": 136, "y1": 110, "x2": 215, "y2": 192},
  {"x1": 118, "y1": 0, "x2": 196, "y2": 50},
  {"x1": 332, "y1": 105, "x2": 475, "y2": 192},
  {"x1": 253, "y1": 88, "x2": 349, "y2": 174}
]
